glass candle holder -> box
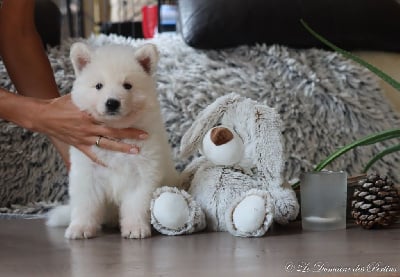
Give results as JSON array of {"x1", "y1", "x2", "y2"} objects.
[{"x1": 301, "y1": 171, "x2": 347, "y2": 231}]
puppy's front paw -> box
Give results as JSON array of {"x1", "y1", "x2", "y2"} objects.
[
  {"x1": 121, "y1": 221, "x2": 152, "y2": 239},
  {"x1": 65, "y1": 223, "x2": 98, "y2": 239}
]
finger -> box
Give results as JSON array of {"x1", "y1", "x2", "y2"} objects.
[
  {"x1": 97, "y1": 136, "x2": 140, "y2": 154},
  {"x1": 79, "y1": 146, "x2": 107, "y2": 167},
  {"x1": 114, "y1": 128, "x2": 149, "y2": 140},
  {"x1": 61, "y1": 93, "x2": 72, "y2": 100},
  {"x1": 79, "y1": 110, "x2": 148, "y2": 140},
  {"x1": 95, "y1": 126, "x2": 149, "y2": 140}
]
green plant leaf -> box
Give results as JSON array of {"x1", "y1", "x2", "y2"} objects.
[
  {"x1": 292, "y1": 129, "x2": 400, "y2": 189},
  {"x1": 300, "y1": 19, "x2": 400, "y2": 92},
  {"x1": 314, "y1": 129, "x2": 400, "y2": 171},
  {"x1": 362, "y1": 143, "x2": 400, "y2": 173}
]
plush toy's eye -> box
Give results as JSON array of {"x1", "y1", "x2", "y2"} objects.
[
  {"x1": 95, "y1": 83, "x2": 103, "y2": 90},
  {"x1": 123, "y1": 83, "x2": 132, "y2": 90}
]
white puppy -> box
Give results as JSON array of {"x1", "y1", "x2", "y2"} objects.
[{"x1": 47, "y1": 42, "x2": 179, "y2": 239}]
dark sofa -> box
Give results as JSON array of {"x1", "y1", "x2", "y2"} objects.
[
  {"x1": 35, "y1": 0, "x2": 61, "y2": 47},
  {"x1": 178, "y1": 0, "x2": 400, "y2": 51}
]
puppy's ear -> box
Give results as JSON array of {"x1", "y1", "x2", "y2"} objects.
[
  {"x1": 134, "y1": 43, "x2": 159, "y2": 75},
  {"x1": 70, "y1": 42, "x2": 92, "y2": 76}
]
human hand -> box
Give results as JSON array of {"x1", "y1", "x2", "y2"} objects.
[{"x1": 30, "y1": 94, "x2": 148, "y2": 165}]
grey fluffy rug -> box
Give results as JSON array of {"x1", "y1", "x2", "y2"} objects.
[{"x1": 1, "y1": 33, "x2": 399, "y2": 215}]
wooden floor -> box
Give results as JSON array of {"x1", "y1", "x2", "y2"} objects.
[{"x1": 0, "y1": 218, "x2": 399, "y2": 277}]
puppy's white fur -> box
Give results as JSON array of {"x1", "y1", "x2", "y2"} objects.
[{"x1": 47, "y1": 42, "x2": 179, "y2": 239}]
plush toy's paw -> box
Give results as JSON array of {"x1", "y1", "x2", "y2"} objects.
[
  {"x1": 273, "y1": 189, "x2": 300, "y2": 225},
  {"x1": 233, "y1": 195, "x2": 266, "y2": 232},
  {"x1": 151, "y1": 186, "x2": 206, "y2": 235},
  {"x1": 226, "y1": 189, "x2": 274, "y2": 237},
  {"x1": 152, "y1": 192, "x2": 190, "y2": 229},
  {"x1": 65, "y1": 223, "x2": 99, "y2": 239}
]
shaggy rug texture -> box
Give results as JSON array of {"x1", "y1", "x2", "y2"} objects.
[{"x1": 1, "y1": 33, "x2": 399, "y2": 215}]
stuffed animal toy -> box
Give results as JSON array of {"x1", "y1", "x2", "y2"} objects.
[{"x1": 150, "y1": 93, "x2": 299, "y2": 237}]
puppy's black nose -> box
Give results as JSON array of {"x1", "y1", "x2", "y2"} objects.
[{"x1": 105, "y1": 98, "x2": 120, "y2": 113}]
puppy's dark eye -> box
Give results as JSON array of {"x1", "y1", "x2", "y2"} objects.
[
  {"x1": 95, "y1": 83, "x2": 103, "y2": 90},
  {"x1": 123, "y1": 83, "x2": 132, "y2": 90}
]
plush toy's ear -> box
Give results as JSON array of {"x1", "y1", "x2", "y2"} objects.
[
  {"x1": 180, "y1": 93, "x2": 242, "y2": 158},
  {"x1": 70, "y1": 42, "x2": 92, "y2": 76},
  {"x1": 252, "y1": 104, "x2": 284, "y2": 189},
  {"x1": 134, "y1": 43, "x2": 159, "y2": 75}
]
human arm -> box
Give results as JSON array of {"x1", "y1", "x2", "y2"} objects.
[
  {"x1": 0, "y1": 88, "x2": 147, "y2": 166},
  {"x1": 0, "y1": 0, "x2": 59, "y2": 100},
  {"x1": 0, "y1": 0, "x2": 147, "y2": 168}
]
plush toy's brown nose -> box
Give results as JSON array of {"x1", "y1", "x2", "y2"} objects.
[{"x1": 210, "y1": 127, "x2": 234, "y2": 146}]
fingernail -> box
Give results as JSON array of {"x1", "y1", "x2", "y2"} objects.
[
  {"x1": 130, "y1": 147, "x2": 139, "y2": 154},
  {"x1": 139, "y1": 133, "x2": 148, "y2": 139}
]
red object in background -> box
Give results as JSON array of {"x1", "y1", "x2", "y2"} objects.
[{"x1": 142, "y1": 5, "x2": 158, "y2": 39}]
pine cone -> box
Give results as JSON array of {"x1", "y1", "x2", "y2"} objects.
[{"x1": 351, "y1": 173, "x2": 400, "y2": 229}]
